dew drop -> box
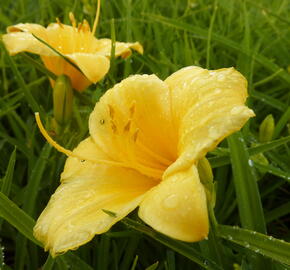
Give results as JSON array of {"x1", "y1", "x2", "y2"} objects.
[
  {"x1": 230, "y1": 106, "x2": 243, "y2": 115},
  {"x1": 248, "y1": 159, "x2": 254, "y2": 167},
  {"x1": 214, "y1": 88, "x2": 222, "y2": 94},
  {"x1": 217, "y1": 74, "x2": 225, "y2": 81},
  {"x1": 163, "y1": 194, "x2": 178, "y2": 209}
]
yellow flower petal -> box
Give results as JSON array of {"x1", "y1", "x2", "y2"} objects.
[
  {"x1": 2, "y1": 23, "x2": 54, "y2": 56},
  {"x1": 66, "y1": 53, "x2": 110, "y2": 84},
  {"x1": 164, "y1": 66, "x2": 255, "y2": 173},
  {"x1": 95, "y1": 38, "x2": 143, "y2": 58},
  {"x1": 89, "y1": 74, "x2": 177, "y2": 179},
  {"x1": 139, "y1": 165, "x2": 208, "y2": 242},
  {"x1": 33, "y1": 137, "x2": 156, "y2": 256}
]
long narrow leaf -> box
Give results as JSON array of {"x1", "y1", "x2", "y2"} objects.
[
  {"x1": 148, "y1": 14, "x2": 290, "y2": 85},
  {"x1": 227, "y1": 132, "x2": 266, "y2": 232},
  {"x1": 1, "y1": 148, "x2": 16, "y2": 195},
  {"x1": 0, "y1": 192, "x2": 39, "y2": 245},
  {"x1": 217, "y1": 225, "x2": 290, "y2": 265},
  {"x1": 2, "y1": 43, "x2": 43, "y2": 114},
  {"x1": 209, "y1": 136, "x2": 290, "y2": 168}
]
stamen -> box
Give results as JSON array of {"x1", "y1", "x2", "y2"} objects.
[
  {"x1": 35, "y1": 113, "x2": 163, "y2": 179},
  {"x1": 92, "y1": 0, "x2": 101, "y2": 35},
  {"x1": 129, "y1": 101, "x2": 136, "y2": 117},
  {"x1": 137, "y1": 141, "x2": 173, "y2": 166},
  {"x1": 110, "y1": 120, "x2": 117, "y2": 133},
  {"x1": 108, "y1": 104, "x2": 115, "y2": 119},
  {"x1": 82, "y1": 19, "x2": 91, "y2": 32},
  {"x1": 35, "y1": 113, "x2": 125, "y2": 168},
  {"x1": 56, "y1": 18, "x2": 64, "y2": 28},
  {"x1": 77, "y1": 22, "x2": 83, "y2": 32},
  {"x1": 132, "y1": 129, "x2": 139, "y2": 142},
  {"x1": 123, "y1": 120, "x2": 131, "y2": 132},
  {"x1": 69, "y1": 12, "x2": 77, "y2": 28}
]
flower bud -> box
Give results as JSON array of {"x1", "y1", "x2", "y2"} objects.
[
  {"x1": 259, "y1": 114, "x2": 274, "y2": 143},
  {"x1": 198, "y1": 157, "x2": 215, "y2": 207},
  {"x1": 53, "y1": 75, "x2": 73, "y2": 126}
]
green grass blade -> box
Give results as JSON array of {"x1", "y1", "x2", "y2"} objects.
[
  {"x1": 0, "y1": 192, "x2": 40, "y2": 245},
  {"x1": 206, "y1": 0, "x2": 217, "y2": 68},
  {"x1": 2, "y1": 43, "x2": 43, "y2": 114},
  {"x1": 23, "y1": 143, "x2": 51, "y2": 216},
  {"x1": 227, "y1": 132, "x2": 266, "y2": 232},
  {"x1": 249, "y1": 136, "x2": 290, "y2": 155},
  {"x1": 217, "y1": 225, "x2": 290, "y2": 265},
  {"x1": 130, "y1": 255, "x2": 138, "y2": 270},
  {"x1": 145, "y1": 262, "x2": 159, "y2": 270},
  {"x1": 0, "y1": 104, "x2": 20, "y2": 118},
  {"x1": 273, "y1": 107, "x2": 290, "y2": 139},
  {"x1": 15, "y1": 143, "x2": 52, "y2": 270},
  {"x1": 209, "y1": 135, "x2": 290, "y2": 168},
  {"x1": 148, "y1": 14, "x2": 290, "y2": 84},
  {"x1": 251, "y1": 90, "x2": 288, "y2": 112},
  {"x1": 43, "y1": 255, "x2": 55, "y2": 270},
  {"x1": 253, "y1": 162, "x2": 290, "y2": 182},
  {"x1": 1, "y1": 148, "x2": 16, "y2": 196},
  {"x1": 0, "y1": 242, "x2": 4, "y2": 268},
  {"x1": 265, "y1": 201, "x2": 290, "y2": 223},
  {"x1": 60, "y1": 252, "x2": 94, "y2": 270}
]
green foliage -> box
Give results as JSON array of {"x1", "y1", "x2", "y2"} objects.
[{"x1": 0, "y1": 0, "x2": 289, "y2": 269}]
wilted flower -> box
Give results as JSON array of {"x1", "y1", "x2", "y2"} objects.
[
  {"x1": 2, "y1": 8, "x2": 143, "y2": 91},
  {"x1": 34, "y1": 66, "x2": 254, "y2": 256}
]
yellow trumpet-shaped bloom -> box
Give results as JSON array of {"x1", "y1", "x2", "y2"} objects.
[
  {"x1": 33, "y1": 66, "x2": 255, "y2": 256},
  {"x1": 2, "y1": 12, "x2": 143, "y2": 91}
]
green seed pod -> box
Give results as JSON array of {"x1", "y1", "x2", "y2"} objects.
[
  {"x1": 197, "y1": 157, "x2": 215, "y2": 207},
  {"x1": 53, "y1": 75, "x2": 73, "y2": 126},
  {"x1": 259, "y1": 114, "x2": 275, "y2": 143}
]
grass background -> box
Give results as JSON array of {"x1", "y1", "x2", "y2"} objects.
[{"x1": 0, "y1": 0, "x2": 290, "y2": 269}]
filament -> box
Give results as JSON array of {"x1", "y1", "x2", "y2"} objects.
[{"x1": 92, "y1": 0, "x2": 101, "y2": 35}]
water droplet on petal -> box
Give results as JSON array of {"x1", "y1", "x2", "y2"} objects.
[
  {"x1": 231, "y1": 106, "x2": 243, "y2": 115},
  {"x1": 163, "y1": 194, "x2": 178, "y2": 209},
  {"x1": 217, "y1": 74, "x2": 225, "y2": 81}
]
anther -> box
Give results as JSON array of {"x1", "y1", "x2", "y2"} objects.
[
  {"x1": 123, "y1": 120, "x2": 131, "y2": 132},
  {"x1": 132, "y1": 129, "x2": 139, "y2": 142},
  {"x1": 69, "y1": 12, "x2": 76, "y2": 28},
  {"x1": 99, "y1": 119, "x2": 105, "y2": 125},
  {"x1": 129, "y1": 101, "x2": 136, "y2": 117},
  {"x1": 82, "y1": 19, "x2": 90, "y2": 32},
  {"x1": 111, "y1": 120, "x2": 117, "y2": 134},
  {"x1": 77, "y1": 22, "x2": 83, "y2": 32},
  {"x1": 56, "y1": 18, "x2": 64, "y2": 28},
  {"x1": 108, "y1": 104, "x2": 115, "y2": 119}
]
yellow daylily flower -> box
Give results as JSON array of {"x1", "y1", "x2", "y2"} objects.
[
  {"x1": 2, "y1": 5, "x2": 143, "y2": 91},
  {"x1": 34, "y1": 66, "x2": 255, "y2": 256}
]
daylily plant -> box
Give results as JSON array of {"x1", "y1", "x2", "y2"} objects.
[
  {"x1": 2, "y1": 6, "x2": 143, "y2": 91},
  {"x1": 34, "y1": 66, "x2": 254, "y2": 256}
]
